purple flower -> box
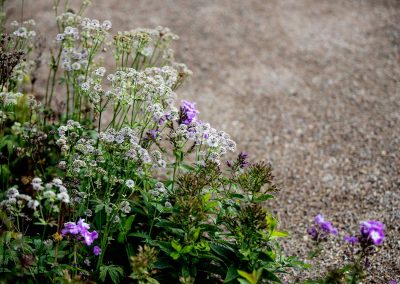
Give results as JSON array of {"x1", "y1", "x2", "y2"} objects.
[
  {"x1": 238, "y1": 152, "x2": 249, "y2": 168},
  {"x1": 77, "y1": 218, "x2": 90, "y2": 232},
  {"x1": 93, "y1": 245, "x2": 101, "y2": 256},
  {"x1": 344, "y1": 235, "x2": 359, "y2": 245},
  {"x1": 180, "y1": 100, "x2": 199, "y2": 125},
  {"x1": 315, "y1": 214, "x2": 338, "y2": 235},
  {"x1": 61, "y1": 222, "x2": 80, "y2": 236},
  {"x1": 146, "y1": 129, "x2": 159, "y2": 140},
  {"x1": 360, "y1": 220, "x2": 385, "y2": 245},
  {"x1": 82, "y1": 230, "x2": 99, "y2": 246},
  {"x1": 307, "y1": 226, "x2": 318, "y2": 239},
  {"x1": 61, "y1": 218, "x2": 99, "y2": 246}
]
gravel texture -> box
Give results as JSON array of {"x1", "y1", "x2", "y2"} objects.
[{"x1": 6, "y1": 0, "x2": 400, "y2": 282}]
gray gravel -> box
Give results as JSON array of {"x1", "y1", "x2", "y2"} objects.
[{"x1": 6, "y1": 0, "x2": 400, "y2": 282}]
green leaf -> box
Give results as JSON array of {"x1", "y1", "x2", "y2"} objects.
[
  {"x1": 171, "y1": 240, "x2": 182, "y2": 252},
  {"x1": 230, "y1": 193, "x2": 245, "y2": 199},
  {"x1": 237, "y1": 270, "x2": 257, "y2": 284},
  {"x1": 128, "y1": 232, "x2": 151, "y2": 241},
  {"x1": 95, "y1": 203, "x2": 104, "y2": 213},
  {"x1": 170, "y1": 252, "x2": 180, "y2": 260},
  {"x1": 254, "y1": 194, "x2": 274, "y2": 202},
  {"x1": 263, "y1": 270, "x2": 281, "y2": 283},
  {"x1": 224, "y1": 265, "x2": 238, "y2": 283},
  {"x1": 270, "y1": 230, "x2": 288, "y2": 238},
  {"x1": 117, "y1": 215, "x2": 136, "y2": 243},
  {"x1": 99, "y1": 265, "x2": 124, "y2": 284},
  {"x1": 180, "y1": 245, "x2": 193, "y2": 254}
]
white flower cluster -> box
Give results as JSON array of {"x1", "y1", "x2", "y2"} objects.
[
  {"x1": 0, "y1": 92, "x2": 23, "y2": 106},
  {"x1": 81, "y1": 66, "x2": 180, "y2": 129},
  {"x1": 81, "y1": 18, "x2": 112, "y2": 32},
  {"x1": 58, "y1": 120, "x2": 82, "y2": 137},
  {"x1": 148, "y1": 182, "x2": 167, "y2": 199},
  {"x1": 56, "y1": 12, "x2": 82, "y2": 27},
  {"x1": 150, "y1": 150, "x2": 167, "y2": 169},
  {"x1": 0, "y1": 177, "x2": 69, "y2": 213},
  {"x1": 11, "y1": 20, "x2": 36, "y2": 39},
  {"x1": 57, "y1": 120, "x2": 82, "y2": 153},
  {"x1": 56, "y1": 17, "x2": 112, "y2": 71},
  {"x1": 177, "y1": 121, "x2": 237, "y2": 165},
  {"x1": 0, "y1": 187, "x2": 39, "y2": 210},
  {"x1": 113, "y1": 26, "x2": 177, "y2": 59},
  {"x1": 119, "y1": 200, "x2": 131, "y2": 214},
  {"x1": 60, "y1": 47, "x2": 89, "y2": 71},
  {"x1": 99, "y1": 127, "x2": 153, "y2": 166}
]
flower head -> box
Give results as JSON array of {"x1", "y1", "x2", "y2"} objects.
[
  {"x1": 61, "y1": 219, "x2": 99, "y2": 246},
  {"x1": 93, "y1": 246, "x2": 101, "y2": 256},
  {"x1": 315, "y1": 214, "x2": 338, "y2": 235},
  {"x1": 360, "y1": 220, "x2": 385, "y2": 245},
  {"x1": 180, "y1": 100, "x2": 199, "y2": 125},
  {"x1": 344, "y1": 235, "x2": 359, "y2": 245}
]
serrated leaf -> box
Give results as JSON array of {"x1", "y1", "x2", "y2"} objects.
[{"x1": 99, "y1": 265, "x2": 124, "y2": 284}]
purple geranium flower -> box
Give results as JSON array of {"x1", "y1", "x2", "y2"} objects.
[
  {"x1": 360, "y1": 220, "x2": 385, "y2": 245},
  {"x1": 61, "y1": 222, "x2": 80, "y2": 236},
  {"x1": 315, "y1": 214, "x2": 338, "y2": 235},
  {"x1": 180, "y1": 100, "x2": 199, "y2": 125},
  {"x1": 82, "y1": 230, "x2": 99, "y2": 246},
  {"x1": 344, "y1": 235, "x2": 359, "y2": 245},
  {"x1": 61, "y1": 218, "x2": 99, "y2": 246},
  {"x1": 93, "y1": 245, "x2": 101, "y2": 256},
  {"x1": 307, "y1": 226, "x2": 318, "y2": 239}
]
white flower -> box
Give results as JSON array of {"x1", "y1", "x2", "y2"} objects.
[
  {"x1": 57, "y1": 192, "x2": 70, "y2": 203},
  {"x1": 27, "y1": 200, "x2": 40, "y2": 210},
  {"x1": 81, "y1": 82, "x2": 90, "y2": 91},
  {"x1": 43, "y1": 191, "x2": 56, "y2": 199},
  {"x1": 56, "y1": 33, "x2": 64, "y2": 41},
  {"x1": 157, "y1": 160, "x2": 166, "y2": 168},
  {"x1": 52, "y1": 178, "x2": 63, "y2": 185},
  {"x1": 207, "y1": 136, "x2": 219, "y2": 148},
  {"x1": 71, "y1": 62, "x2": 81, "y2": 70},
  {"x1": 7, "y1": 187, "x2": 19, "y2": 198},
  {"x1": 17, "y1": 194, "x2": 32, "y2": 201},
  {"x1": 125, "y1": 179, "x2": 135, "y2": 189},
  {"x1": 102, "y1": 20, "x2": 112, "y2": 31},
  {"x1": 95, "y1": 67, "x2": 106, "y2": 77}
]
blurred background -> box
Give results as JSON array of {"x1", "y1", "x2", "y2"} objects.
[{"x1": 5, "y1": 0, "x2": 400, "y2": 281}]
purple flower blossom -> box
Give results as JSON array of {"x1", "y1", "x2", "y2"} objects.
[
  {"x1": 93, "y1": 245, "x2": 101, "y2": 256},
  {"x1": 307, "y1": 226, "x2": 318, "y2": 239},
  {"x1": 82, "y1": 230, "x2": 99, "y2": 246},
  {"x1": 61, "y1": 218, "x2": 99, "y2": 246},
  {"x1": 360, "y1": 220, "x2": 385, "y2": 245},
  {"x1": 61, "y1": 222, "x2": 80, "y2": 235},
  {"x1": 344, "y1": 235, "x2": 359, "y2": 245},
  {"x1": 238, "y1": 152, "x2": 249, "y2": 168},
  {"x1": 180, "y1": 100, "x2": 199, "y2": 125},
  {"x1": 146, "y1": 129, "x2": 159, "y2": 140},
  {"x1": 315, "y1": 214, "x2": 338, "y2": 235}
]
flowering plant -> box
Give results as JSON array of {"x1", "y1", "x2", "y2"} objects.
[
  {"x1": 0, "y1": 1, "x2": 303, "y2": 283},
  {"x1": 305, "y1": 215, "x2": 385, "y2": 283}
]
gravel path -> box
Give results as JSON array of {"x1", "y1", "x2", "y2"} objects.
[{"x1": 6, "y1": 0, "x2": 400, "y2": 282}]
